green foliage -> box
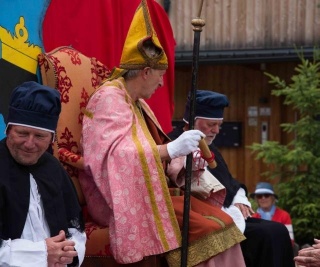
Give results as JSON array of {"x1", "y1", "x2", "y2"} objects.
[{"x1": 249, "y1": 50, "x2": 320, "y2": 245}]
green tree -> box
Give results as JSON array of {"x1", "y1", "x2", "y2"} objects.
[{"x1": 250, "y1": 50, "x2": 320, "y2": 245}]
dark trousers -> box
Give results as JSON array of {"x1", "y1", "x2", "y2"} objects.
[{"x1": 241, "y1": 217, "x2": 295, "y2": 267}]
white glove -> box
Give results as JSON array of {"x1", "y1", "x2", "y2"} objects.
[{"x1": 167, "y1": 130, "x2": 205, "y2": 159}]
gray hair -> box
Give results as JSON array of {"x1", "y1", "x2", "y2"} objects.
[{"x1": 124, "y1": 69, "x2": 141, "y2": 80}]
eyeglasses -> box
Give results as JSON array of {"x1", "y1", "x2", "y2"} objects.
[{"x1": 256, "y1": 194, "x2": 272, "y2": 199}]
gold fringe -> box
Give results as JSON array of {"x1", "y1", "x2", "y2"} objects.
[{"x1": 165, "y1": 223, "x2": 246, "y2": 267}]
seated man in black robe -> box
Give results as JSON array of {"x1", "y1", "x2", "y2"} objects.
[
  {"x1": 168, "y1": 89, "x2": 295, "y2": 267},
  {"x1": 0, "y1": 81, "x2": 86, "y2": 266}
]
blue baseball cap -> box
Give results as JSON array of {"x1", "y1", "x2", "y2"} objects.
[{"x1": 250, "y1": 182, "x2": 278, "y2": 199}]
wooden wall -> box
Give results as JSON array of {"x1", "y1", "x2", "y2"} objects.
[
  {"x1": 167, "y1": 0, "x2": 320, "y2": 50},
  {"x1": 173, "y1": 61, "x2": 298, "y2": 193}
]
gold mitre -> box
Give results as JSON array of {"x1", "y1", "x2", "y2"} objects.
[{"x1": 120, "y1": 0, "x2": 168, "y2": 70}]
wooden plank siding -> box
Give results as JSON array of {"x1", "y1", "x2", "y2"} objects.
[{"x1": 166, "y1": 0, "x2": 320, "y2": 50}]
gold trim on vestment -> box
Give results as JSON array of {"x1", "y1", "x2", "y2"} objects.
[
  {"x1": 136, "y1": 100, "x2": 182, "y2": 242},
  {"x1": 133, "y1": 100, "x2": 181, "y2": 249},
  {"x1": 165, "y1": 223, "x2": 246, "y2": 267}
]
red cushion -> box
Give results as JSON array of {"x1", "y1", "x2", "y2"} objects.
[{"x1": 85, "y1": 222, "x2": 112, "y2": 256}]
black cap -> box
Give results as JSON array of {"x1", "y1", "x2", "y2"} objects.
[
  {"x1": 7, "y1": 81, "x2": 61, "y2": 133},
  {"x1": 183, "y1": 90, "x2": 229, "y2": 122}
]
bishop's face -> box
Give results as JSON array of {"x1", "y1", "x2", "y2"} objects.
[{"x1": 142, "y1": 68, "x2": 166, "y2": 99}]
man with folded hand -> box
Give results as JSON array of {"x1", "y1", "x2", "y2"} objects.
[{"x1": 0, "y1": 81, "x2": 86, "y2": 267}]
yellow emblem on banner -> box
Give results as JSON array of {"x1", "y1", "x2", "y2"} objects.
[{"x1": 0, "y1": 17, "x2": 41, "y2": 74}]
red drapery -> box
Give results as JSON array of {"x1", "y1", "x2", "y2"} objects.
[{"x1": 42, "y1": 0, "x2": 175, "y2": 133}]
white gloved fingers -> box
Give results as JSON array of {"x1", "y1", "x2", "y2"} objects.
[
  {"x1": 167, "y1": 130, "x2": 206, "y2": 159},
  {"x1": 186, "y1": 139, "x2": 199, "y2": 151},
  {"x1": 179, "y1": 130, "x2": 205, "y2": 142},
  {"x1": 187, "y1": 130, "x2": 205, "y2": 141},
  {"x1": 183, "y1": 130, "x2": 205, "y2": 152}
]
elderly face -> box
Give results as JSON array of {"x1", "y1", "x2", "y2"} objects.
[
  {"x1": 142, "y1": 68, "x2": 166, "y2": 99},
  {"x1": 194, "y1": 118, "x2": 223, "y2": 145},
  {"x1": 6, "y1": 125, "x2": 52, "y2": 165}
]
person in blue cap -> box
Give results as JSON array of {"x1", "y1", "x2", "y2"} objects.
[
  {"x1": 250, "y1": 182, "x2": 294, "y2": 245},
  {"x1": 0, "y1": 81, "x2": 86, "y2": 266},
  {"x1": 168, "y1": 89, "x2": 295, "y2": 267}
]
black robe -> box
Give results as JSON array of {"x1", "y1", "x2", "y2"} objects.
[
  {"x1": 0, "y1": 138, "x2": 84, "y2": 265},
  {"x1": 208, "y1": 142, "x2": 295, "y2": 267},
  {"x1": 168, "y1": 126, "x2": 295, "y2": 267}
]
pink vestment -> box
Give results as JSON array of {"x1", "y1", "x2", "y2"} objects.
[{"x1": 79, "y1": 78, "x2": 181, "y2": 263}]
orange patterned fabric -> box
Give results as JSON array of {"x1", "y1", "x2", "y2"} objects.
[
  {"x1": 38, "y1": 46, "x2": 112, "y2": 256},
  {"x1": 85, "y1": 222, "x2": 112, "y2": 256}
]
